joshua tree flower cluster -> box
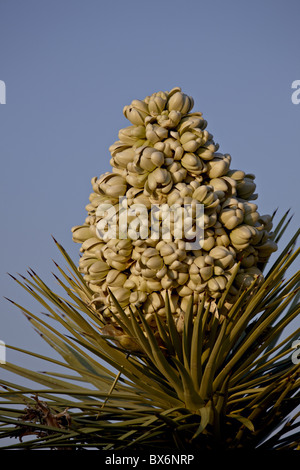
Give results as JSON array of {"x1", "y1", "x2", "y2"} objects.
[{"x1": 72, "y1": 87, "x2": 277, "y2": 331}]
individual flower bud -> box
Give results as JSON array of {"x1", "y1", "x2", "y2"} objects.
[
  {"x1": 132, "y1": 192, "x2": 152, "y2": 209},
  {"x1": 161, "y1": 275, "x2": 175, "y2": 290},
  {"x1": 201, "y1": 237, "x2": 215, "y2": 252},
  {"x1": 227, "y1": 170, "x2": 257, "y2": 200},
  {"x1": 235, "y1": 267, "x2": 263, "y2": 289},
  {"x1": 230, "y1": 224, "x2": 258, "y2": 250},
  {"x1": 214, "y1": 226, "x2": 230, "y2": 247},
  {"x1": 129, "y1": 290, "x2": 148, "y2": 305},
  {"x1": 209, "y1": 176, "x2": 236, "y2": 201},
  {"x1": 146, "y1": 280, "x2": 164, "y2": 292},
  {"x1": 236, "y1": 174, "x2": 257, "y2": 200},
  {"x1": 143, "y1": 292, "x2": 165, "y2": 314},
  {"x1": 177, "y1": 284, "x2": 194, "y2": 297},
  {"x1": 259, "y1": 214, "x2": 273, "y2": 232},
  {"x1": 107, "y1": 239, "x2": 133, "y2": 258},
  {"x1": 102, "y1": 241, "x2": 131, "y2": 271},
  {"x1": 135, "y1": 146, "x2": 165, "y2": 172},
  {"x1": 109, "y1": 141, "x2": 130, "y2": 157},
  {"x1": 79, "y1": 254, "x2": 100, "y2": 273},
  {"x1": 176, "y1": 271, "x2": 189, "y2": 285},
  {"x1": 145, "y1": 168, "x2": 173, "y2": 194},
  {"x1": 157, "y1": 110, "x2": 182, "y2": 128},
  {"x1": 153, "y1": 140, "x2": 172, "y2": 158},
  {"x1": 174, "y1": 144, "x2": 185, "y2": 161},
  {"x1": 126, "y1": 172, "x2": 149, "y2": 189},
  {"x1": 80, "y1": 237, "x2": 104, "y2": 254},
  {"x1": 209, "y1": 246, "x2": 235, "y2": 270},
  {"x1": 98, "y1": 173, "x2": 127, "y2": 198},
  {"x1": 106, "y1": 269, "x2": 128, "y2": 288},
  {"x1": 103, "y1": 251, "x2": 128, "y2": 271},
  {"x1": 166, "y1": 188, "x2": 182, "y2": 206},
  {"x1": 147, "y1": 91, "x2": 168, "y2": 116},
  {"x1": 157, "y1": 240, "x2": 185, "y2": 264},
  {"x1": 136, "y1": 263, "x2": 156, "y2": 280},
  {"x1": 85, "y1": 214, "x2": 97, "y2": 226},
  {"x1": 169, "y1": 135, "x2": 186, "y2": 156},
  {"x1": 192, "y1": 185, "x2": 216, "y2": 207},
  {"x1": 181, "y1": 153, "x2": 206, "y2": 174},
  {"x1": 167, "y1": 90, "x2": 194, "y2": 114},
  {"x1": 178, "y1": 182, "x2": 196, "y2": 197},
  {"x1": 191, "y1": 256, "x2": 213, "y2": 282},
  {"x1": 118, "y1": 125, "x2": 146, "y2": 145},
  {"x1": 208, "y1": 275, "x2": 227, "y2": 294},
  {"x1": 180, "y1": 130, "x2": 203, "y2": 152},
  {"x1": 72, "y1": 224, "x2": 97, "y2": 243},
  {"x1": 226, "y1": 169, "x2": 245, "y2": 180},
  {"x1": 110, "y1": 145, "x2": 136, "y2": 170},
  {"x1": 178, "y1": 116, "x2": 206, "y2": 134},
  {"x1": 86, "y1": 260, "x2": 110, "y2": 280},
  {"x1": 140, "y1": 247, "x2": 164, "y2": 270},
  {"x1": 237, "y1": 246, "x2": 258, "y2": 268},
  {"x1": 203, "y1": 212, "x2": 218, "y2": 229},
  {"x1": 209, "y1": 177, "x2": 228, "y2": 198},
  {"x1": 167, "y1": 162, "x2": 187, "y2": 183},
  {"x1": 123, "y1": 99, "x2": 149, "y2": 125},
  {"x1": 109, "y1": 286, "x2": 131, "y2": 307},
  {"x1": 219, "y1": 198, "x2": 245, "y2": 230},
  {"x1": 145, "y1": 123, "x2": 169, "y2": 144},
  {"x1": 200, "y1": 265, "x2": 214, "y2": 282},
  {"x1": 196, "y1": 140, "x2": 217, "y2": 160},
  {"x1": 189, "y1": 262, "x2": 200, "y2": 280},
  {"x1": 172, "y1": 311, "x2": 183, "y2": 333},
  {"x1": 125, "y1": 187, "x2": 142, "y2": 204},
  {"x1": 86, "y1": 192, "x2": 106, "y2": 210},
  {"x1": 243, "y1": 201, "x2": 259, "y2": 225},
  {"x1": 206, "y1": 153, "x2": 231, "y2": 178},
  {"x1": 255, "y1": 239, "x2": 278, "y2": 260},
  {"x1": 92, "y1": 175, "x2": 122, "y2": 198}
]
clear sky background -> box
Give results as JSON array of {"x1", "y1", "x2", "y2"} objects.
[{"x1": 0, "y1": 0, "x2": 299, "y2": 382}]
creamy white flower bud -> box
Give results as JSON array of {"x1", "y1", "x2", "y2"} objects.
[
  {"x1": 157, "y1": 110, "x2": 182, "y2": 128},
  {"x1": 256, "y1": 239, "x2": 278, "y2": 259},
  {"x1": 181, "y1": 153, "x2": 206, "y2": 175},
  {"x1": 178, "y1": 116, "x2": 206, "y2": 134},
  {"x1": 235, "y1": 267, "x2": 263, "y2": 288},
  {"x1": 196, "y1": 141, "x2": 217, "y2": 160},
  {"x1": 145, "y1": 168, "x2": 173, "y2": 195},
  {"x1": 147, "y1": 91, "x2": 168, "y2": 116},
  {"x1": 72, "y1": 224, "x2": 97, "y2": 242},
  {"x1": 98, "y1": 173, "x2": 127, "y2": 198},
  {"x1": 167, "y1": 90, "x2": 194, "y2": 114},
  {"x1": 126, "y1": 172, "x2": 149, "y2": 189},
  {"x1": 180, "y1": 131, "x2": 202, "y2": 152},
  {"x1": 259, "y1": 214, "x2": 273, "y2": 232},
  {"x1": 118, "y1": 125, "x2": 146, "y2": 145},
  {"x1": 206, "y1": 153, "x2": 231, "y2": 178},
  {"x1": 230, "y1": 225, "x2": 258, "y2": 250},
  {"x1": 88, "y1": 260, "x2": 110, "y2": 277},
  {"x1": 123, "y1": 99, "x2": 149, "y2": 125},
  {"x1": 219, "y1": 198, "x2": 245, "y2": 230},
  {"x1": 145, "y1": 123, "x2": 168, "y2": 143}
]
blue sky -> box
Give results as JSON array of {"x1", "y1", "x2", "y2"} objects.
[{"x1": 0, "y1": 0, "x2": 299, "y2": 374}]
